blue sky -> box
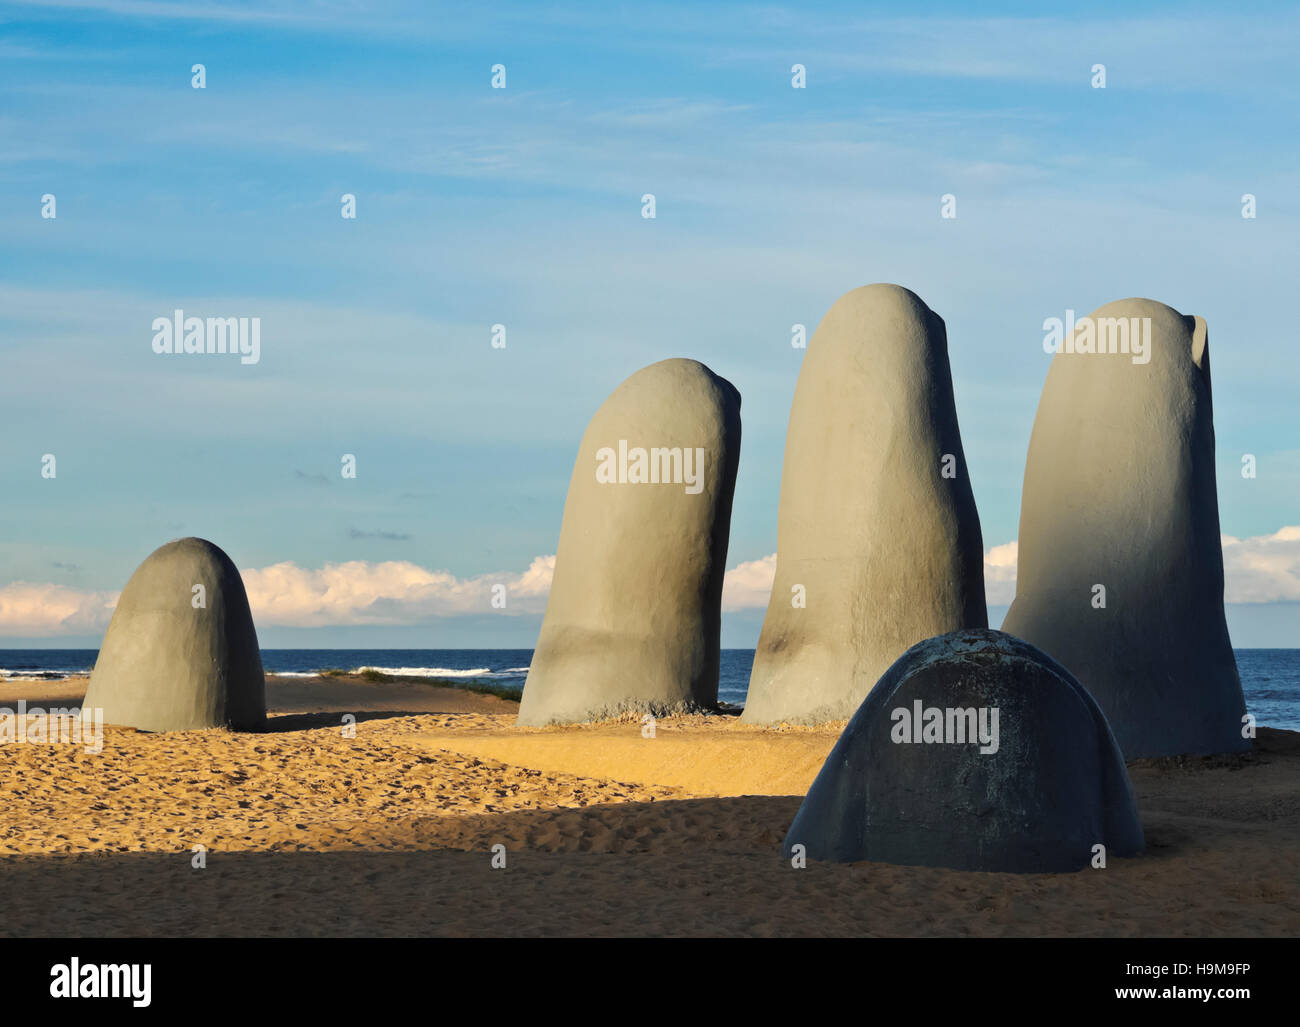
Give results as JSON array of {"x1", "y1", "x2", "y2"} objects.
[{"x1": 1, "y1": 0, "x2": 1297, "y2": 647}]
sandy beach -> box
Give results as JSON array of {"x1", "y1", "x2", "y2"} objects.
[{"x1": 0, "y1": 673, "x2": 1296, "y2": 937}]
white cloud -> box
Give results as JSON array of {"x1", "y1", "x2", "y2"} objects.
[
  {"x1": 0, "y1": 583, "x2": 119, "y2": 637},
  {"x1": 983, "y1": 540, "x2": 1019, "y2": 606},
  {"x1": 721, "y1": 553, "x2": 777, "y2": 612},
  {"x1": 1221, "y1": 526, "x2": 1300, "y2": 603},
  {"x1": 239, "y1": 556, "x2": 555, "y2": 626}
]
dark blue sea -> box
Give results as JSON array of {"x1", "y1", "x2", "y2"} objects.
[{"x1": 2, "y1": 648, "x2": 1298, "y2": 731}]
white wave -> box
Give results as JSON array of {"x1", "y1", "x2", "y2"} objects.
[
  {"x1": 266, "y1": 671, "x2": 323, "y2": 678},
  {"x1": 0, "y1": 669, "x2": 78, "y2": 680},
  {"x1": 499, "y1": 666, "x2": 531, "y2": 673},
  {"x1": 356, "y1": 665, "x2": 492, "y2": 678}
]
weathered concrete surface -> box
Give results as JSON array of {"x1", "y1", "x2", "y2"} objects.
[
  {"x1": 1002, "y1": 299, "x2": 1248, "y2": 758},
  {"x1": 517, "y1": 359, "x2": 742, "y2": 726},
  {"x1": 84, "y1": 538, "x2": 266, "y2": 732},
  {"x1": 783, "y1": 629, "x2": 1144, "y2": 873},
  {"x1": 743, "y1": 284, "x2": 987, "y2": 725}
]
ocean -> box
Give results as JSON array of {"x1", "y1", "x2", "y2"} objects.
[{"x1": 2, "y1": 648, "x2": 1298, "y2": 731}]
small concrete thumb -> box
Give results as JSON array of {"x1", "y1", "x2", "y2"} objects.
[{"x1": 84, "y1": 537, "x2": 267, "y2": 732}]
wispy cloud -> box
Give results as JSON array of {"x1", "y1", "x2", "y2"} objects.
[
  {"x1": 697, "y1": 14, "x2": 1300, "y2": 92},
  {"x1": 8, "y1": 0, "x2": 329, "y2": 26},
  {"x1": 348, "y1": 527, "x2": 412, "y2": 541}
]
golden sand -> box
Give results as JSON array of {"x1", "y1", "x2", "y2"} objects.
[{"x1": 0, "y1": 674, "x2": 1296, "y2": 936}]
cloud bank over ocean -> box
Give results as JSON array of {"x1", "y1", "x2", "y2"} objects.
[{"x1": 4, "y1": 528, "x2": 1298, "y2": 638}]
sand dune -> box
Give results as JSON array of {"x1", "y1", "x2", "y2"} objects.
[{"x1": 0, "y1": 673, "x2": 1296, "y2": 936}]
